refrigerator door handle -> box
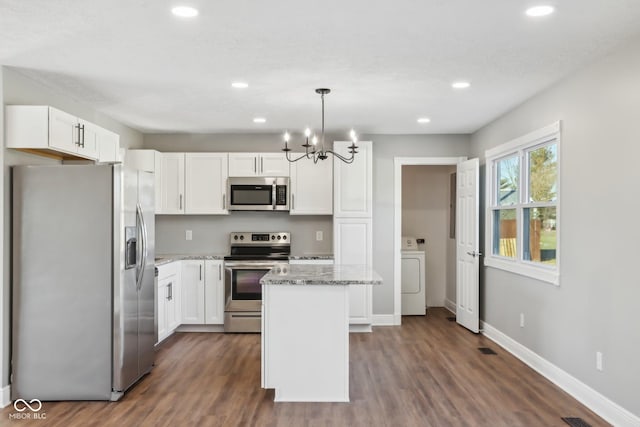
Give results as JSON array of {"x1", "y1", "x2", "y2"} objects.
[{"x1": 135, "y1": 203, "x2": 148, "y2": 291}]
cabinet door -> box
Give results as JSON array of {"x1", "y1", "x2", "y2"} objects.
[
  {"x1": 77, "y1": 119, "x2": 99, "y2": 160},
  {"x1": 333, "y1": 141, "x2": 372, "y2": 217},
  {"x1": 334, "y1": 218, "x2": 373, "y2": 324},
  {"x1": 48, "y1": 107, "x2": 80, "y2": 154},
  {"x1": 185, "y1": 153, "x2": 228, "y2": 214},
  {"x1": 290, "y1": 155, "x2": 332, "y2": 215},
  {"x1": 157, "y1": 279, "x2": 168, "y2": 343},
  {"x1": 181, "y1": 261, "x2": 205, "y2": 324},
  {"x1": 259, "y1": 153, "x2": 289, "y2": 176},
  {"x1": 159, "y1": 153, "x2": 185, "y2": 214},
  {"x1": 204, "y1": 260, "x2": 224, "y2": 324},
  {"x1": 228, "y1": 153, "x2": 258, "y2": 176},
  {"x1": 97, "y1": 128, "x2": 120, "y2": 163},
  {"x1": 166, "y1": 277, "x2": 181, "y2": 331}
]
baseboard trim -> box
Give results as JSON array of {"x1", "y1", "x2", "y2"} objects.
[
  {"x1": 444, "y1": 299, "x2": 456, "y2": 314},
  {"x1": 482, "y1": 321, "x2": 640, "y2": 427},
  {"x1": 175, "y1": 325, "x2": 224, "y2": 333},
  {"x1": 349, "y1": 324, "x2": 372, "y2": 333},
  {"x1": 372, "y1": 314, "x2": 396, "y2": 326},
  {"x1": 1, "y1": 385, "x2": 10, "y2": 408}
]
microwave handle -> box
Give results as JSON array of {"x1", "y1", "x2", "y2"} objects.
[{"x1": 272, "y1": 182, "x2": 277, "y2": 210}]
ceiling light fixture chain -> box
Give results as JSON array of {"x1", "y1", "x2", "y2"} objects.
[{"x1": 282, "y1": 88, "x2": 359, "y2": 164}]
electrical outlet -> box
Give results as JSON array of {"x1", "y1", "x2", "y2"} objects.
[
  {"x1": 316, "y1": 231, "x2": 323, "y2": 241},
  {"x1": 185, "y1": 230, "x2": 193, "y2": 241},
  {"x1": 520, "y1": 313, "x2": 525, "y2": 328},
  {"x1": 596, "y1": 352, "x2": 603, "y2": 371}
]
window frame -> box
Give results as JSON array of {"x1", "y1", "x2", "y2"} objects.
[{"x1": 484, "y1": 121, "x2": 561, "y2": 286}]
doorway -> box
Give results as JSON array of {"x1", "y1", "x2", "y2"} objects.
[{"x1": 393, "y1": 157, "x2": 466, "y2": 324}]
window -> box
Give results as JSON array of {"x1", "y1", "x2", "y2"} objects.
[{"x1": 485, "y1": 122, "x2": 560, "y2": 285}]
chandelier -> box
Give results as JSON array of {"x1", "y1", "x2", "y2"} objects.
[{"x1": 282, "y1": 88, "x2": 359, "y2": 164}]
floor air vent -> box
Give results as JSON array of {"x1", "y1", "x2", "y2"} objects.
[
  {"x1": 478, "y1": 347, "x2": 497, "y2": 355},
  {"x1": 561, "y1": 417, "x2": 592, "y2": 427}
]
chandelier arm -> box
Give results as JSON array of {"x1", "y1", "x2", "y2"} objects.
[
  {"x1": 324, "y1": 149, "x2": 355, "y2": 163},
  {"x1": 285, "y1": 150, "x2": 315, "y2": 163}
]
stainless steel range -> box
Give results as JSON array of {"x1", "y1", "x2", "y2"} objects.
[{"x1": 224, "y1": 232, "x2": 290, "y2": 333}]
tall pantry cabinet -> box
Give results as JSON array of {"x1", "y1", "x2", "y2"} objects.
[{"x1": 333, "y1": 141, "x2": 373, "y2": 331}]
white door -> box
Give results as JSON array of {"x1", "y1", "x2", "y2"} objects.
[
  {"x1": 456, "y1": 158, "x2": 480, "y2": 333},
  {"x1": 185, "y1": 153, "x2": 228, "y2": 214},
  {"x1": 204, "y1": 261, "x2": 224, "y2": 324},
  {"x1": 228, "y1": 153, "x2": 259, "y2": 176},
  {"x1": 259, "y1": 153, "x2": 290, "y2": 176},
  {"x1": 48, "y1": 107, "x2": 79, "y2": 154},
  {"x1": 181, "y1": 261, "x2": 205, "y2": 324},
  {"x1": 160, "y1": 153, "x2": 185, "y2": 214}
]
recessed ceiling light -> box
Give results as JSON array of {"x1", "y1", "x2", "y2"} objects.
[
  {"x1": 452, "y1": 81, "x2": 471, "y2": 89},
  {"x1": 171, "y1": 6, "x2": 199, "y2": 18},
  {"x1": 417, "y1": 117, "x2": 431, "y2": 124},
  {"x1": 525, "y1": 5, "x2": 554, "y2": 17},
  {"x1": 231, "y1": 82, "x2": 249, "y2": 89},
  {"x1": 253, "y1": 117, "x2": 266, "y2": 124}
]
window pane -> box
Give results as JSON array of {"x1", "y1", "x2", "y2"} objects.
[
  {"x1": 528, "y1": 143, "x2": 557, "y2": 202},
  {"x1": 497, "y1": 156, "x2": 519, "y2": 205},
  {"x1": 523, "y1": 207, "x2": 556, "y2": 265},
  {"x1": 492, "y1": 209, "x2": 517, "y2": 258}
]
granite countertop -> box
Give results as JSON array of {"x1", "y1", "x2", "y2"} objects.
[
  {"x1": 288, "y1": 254, "x2": 334, "y2": 260},
  {"x1": 155, "y1": 254, "x2": 225, "y2": 266},
  {"x1": 260, "y1": 264, "x2": 383, "y2": 286}
]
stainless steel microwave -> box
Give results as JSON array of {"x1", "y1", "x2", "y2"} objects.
[{"x1": 227, "y1": 177, "x2": 290, "y2": 211}]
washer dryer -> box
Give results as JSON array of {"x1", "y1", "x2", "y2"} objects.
[{"x1": 401, "y1": 250, "x2": 426, "y2": 315}]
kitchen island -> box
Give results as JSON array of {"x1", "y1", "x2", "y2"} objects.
[{"x1": 260, "y1": 264, "x2": 382, "y2": 402}]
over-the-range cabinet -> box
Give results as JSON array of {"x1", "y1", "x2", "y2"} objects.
[{"x1": 333, "y1": 141, "x2": 373, "y2": 331}]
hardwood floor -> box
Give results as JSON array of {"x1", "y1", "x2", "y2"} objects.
[{"x1": 2, "y1": 308, "x2": 608, "y2": 426}]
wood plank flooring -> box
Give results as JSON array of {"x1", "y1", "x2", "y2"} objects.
[{"x1": 1, "y1": 308, "x2": 608, "y2": 426}]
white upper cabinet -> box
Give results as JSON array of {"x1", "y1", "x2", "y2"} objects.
[
  {"x1": 6, "y1": 105, "x2": 119, "y2": 162},
  {"x1": 228, "y1": 153, "x2": 289, "y2": 177},
  {"x1": 159, "y1": 153, "x2": 186, "y2": 214},
  {"x1": 185, "y1": 153, "x2": 229, "y2": 214},
  {"x1": 289, "y1": 155, "x2": 333, "y2": 215},
  {"x1": 125, "y1": 149, "x2": 162, "y2": 213},
  {"x1": 333, "y1": 141, "x2": 372, "y2": 218},
  {"x1": 96, "y1": 127, "x2": 121, "y2": 163}
]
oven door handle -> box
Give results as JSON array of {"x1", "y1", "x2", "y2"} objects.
[{"x1": 225, "y1": 264, "x2": 284, "y2": 270}]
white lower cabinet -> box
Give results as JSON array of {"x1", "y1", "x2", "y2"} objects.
[
  {"x1": 334, "y1": 218, "x2": 373, "y2": 328},
  {"x1": 157, "y1": 262, "x2": 182, "y2": 344},
  {"x1": 181, "y1": 260, "x2": 224, "y2": 325}
]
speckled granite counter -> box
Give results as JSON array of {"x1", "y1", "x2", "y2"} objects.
[
  {"x1": 155, "y1": 254, "x2": 225, "y2": 266},
  {"x1": 288, "y1": 255, "x2": 334, "y2": 261},
  {"x1": 261, "y1": 264, "x2": 382, "y2": 286}
]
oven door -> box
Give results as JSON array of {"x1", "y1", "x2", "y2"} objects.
[{"x1": 224, "y1": 262, "x2": 284, "y2": 312}]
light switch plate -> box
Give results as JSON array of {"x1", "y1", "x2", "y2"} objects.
[
  {"x1": 316, "y1": 231, "x2": 323, "y2": 241},
  {"x1": 185, "y1": 230, "x2": 193, "y2": 241}
]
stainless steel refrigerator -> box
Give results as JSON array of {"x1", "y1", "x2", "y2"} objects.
[{"x1": 12, "y1": 164, "x2": 155, "y2": 401}]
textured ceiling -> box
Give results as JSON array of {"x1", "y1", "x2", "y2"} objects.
[{"x1": 1, "y1": 0, "x2": 640, "y2": 136}]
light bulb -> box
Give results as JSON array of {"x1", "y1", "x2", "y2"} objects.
[
  {"x1": 304, "y1": 128, "x2": 311, "y2": 137},
  {"x1": 349, "y1": 129, "x2": 357, "y2": 140},
  {"x1": 284, "y1": 132, "x2": 290, "y2": 142},
  {"x1": 312, "y1": 135, "x2": 318, "y2": 145}
]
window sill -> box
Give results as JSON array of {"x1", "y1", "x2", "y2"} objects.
[{"x1": 484, "y1": 257, "x2": 559, "y2": 286}]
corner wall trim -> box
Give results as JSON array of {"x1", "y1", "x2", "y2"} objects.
[
  {"x1": 1, "y1": 385, "x2": 10, "y2": 408},
  {"x1": 372, "y1": 314, "x2": 396, "y2": 326},
  {"x1": 481, "y1": 321, "x2": 640, "y2": 427}
]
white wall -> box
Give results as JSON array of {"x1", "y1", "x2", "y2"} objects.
[
  {"x1": 401, "y1": 165, "x2": 455, "y2": 307},
  {"x1": 470, "y1": 35, "x2": 640, "y2": 418}
]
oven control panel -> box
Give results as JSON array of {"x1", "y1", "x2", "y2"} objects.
[{"x1": 230, "y1": 232, "x2": 290, "y2": 245}]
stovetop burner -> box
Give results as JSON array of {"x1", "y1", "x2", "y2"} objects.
[{"x1": 226, "y1": 232, "x2": 291, "y2": 261}]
